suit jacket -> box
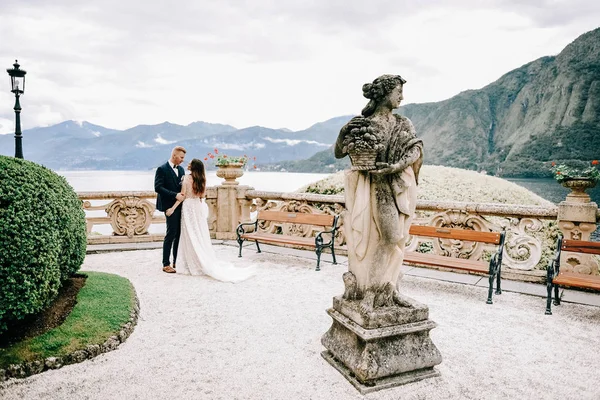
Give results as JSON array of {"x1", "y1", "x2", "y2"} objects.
[{"x1": 154, "y1": 162, "x2": 185, "y2": 212}]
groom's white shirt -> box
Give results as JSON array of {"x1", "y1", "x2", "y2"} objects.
[{"x1": 168, "y1": 160, "x2": 178, "y2": 177}]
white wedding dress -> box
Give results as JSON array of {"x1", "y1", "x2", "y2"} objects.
[{"x1": 177, "y1": 176, "x2": 255, "y2": 282}]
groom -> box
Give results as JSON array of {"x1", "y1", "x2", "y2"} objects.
[{"x1": 155, "y1": 146, "x2": 186, "y2": 273}]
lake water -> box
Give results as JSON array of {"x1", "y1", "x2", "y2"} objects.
[
  {"x1": 60, "y1": 170, "x2": 599, "y2": 205},
  {"x1": 61, "y1": 170, "x2": 331, "y2": 193},
  {"x1": 505, "y1": 178, "x2": 600, "y2": 205}
]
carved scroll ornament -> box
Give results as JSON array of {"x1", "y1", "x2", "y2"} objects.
[
  {"x1": 500, "y1": 217, "x2": 543, "y2": 271},
  {"x1": 105, "y1": 197, "x2": 155, "y2": 237}
]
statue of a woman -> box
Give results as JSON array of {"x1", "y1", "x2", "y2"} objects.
[{"x1": 335, "y1": 74, "x2": 423, "y2": 312}]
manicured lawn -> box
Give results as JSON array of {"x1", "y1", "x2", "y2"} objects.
[{"x1": 0, "y1": 271, "x2": 135, "y2": 367}]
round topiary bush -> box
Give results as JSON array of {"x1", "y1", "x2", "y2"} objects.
[{"x1": 0, "y1": 156, "x2": 87, "y2": 334}]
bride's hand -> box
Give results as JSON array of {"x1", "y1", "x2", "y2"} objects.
[{"x1": 166, "y1": 208, "x2": 174, "y2": 217}]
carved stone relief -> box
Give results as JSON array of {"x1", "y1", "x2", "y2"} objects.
[
  {"x1": 498, "y1": 218, "x2": 543, "y2": 271},
  {"x1": 206, "y1": 198, "x2": 218, "y2": 232},
  {"x1": 105, "y1": 197, "x2": 155, "y2": 237},
  {"x1": 558, "y1": 220, "x2": 599, "y2": 275}
]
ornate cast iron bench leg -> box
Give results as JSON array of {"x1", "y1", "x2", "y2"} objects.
[
  {"x1": 487, "y1": 259, "x2": 496, "y2": 304},
  {"x1": 495, "y1": 262, "x2": 502, "y2": 295},
  {"x1": 237, "y1": 227, "x2": 245, "y2": 258},
  {"x1": 546, "y1": 237, "x2": 562, "y2": 314},
  {"x1": 315, "y1": 246, "x2": 323, "y2": 272},
  {"x1": 331, "y1": 244, "x2": 337, "y2": 265},
  {"x1": 545, "y1": 278, "x2": 554, "y2": 315},
  {"x1": 495, "y1": 232, "x2": 505, "y2": 296},
  {"x1": 486, "y1": 273, "x2": 494, "y2": 305}
]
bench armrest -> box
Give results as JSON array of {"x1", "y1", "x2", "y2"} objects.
[
  {"x1": 236, "y1": 221, "x2": 258, "y2": 240},
  {"x1": 315, "y1": 215, "x2": 339, "y2": 247},
  {"x1": 315, "y1": 228, "x2": 337, "y2": 247}
]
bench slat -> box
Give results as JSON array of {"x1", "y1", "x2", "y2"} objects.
[
  {"x1": 553, "y1": 271, "x2": 600, "y2": 290},
  {"x1": 241, "y1": 232, "x2": 316, "y2": 247},
  {"x1": 409, "y1": 225, "x2": 501, "y2": 245},
  {"x1": 256, "y1": 211, "x2": 335, "y2": 226},
  {"x1": 404, "y1": 251, "x2": 490, "y2": 274},
  {"x1": 562, "y1": 240, "x2": 600, "y2": 256}
]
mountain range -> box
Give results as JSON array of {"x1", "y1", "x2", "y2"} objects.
[
  {"x1": 0, "y1": 117, "x2": 350, "y2": 170},
  {"x1": 1, "y1": 27, "x2": 598, "y2": 176}
]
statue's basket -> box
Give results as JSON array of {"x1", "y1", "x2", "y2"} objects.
[{"x1": 349, "y1": 149, "x2": 378, "y2": 171}]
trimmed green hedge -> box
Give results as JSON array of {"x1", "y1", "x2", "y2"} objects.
[{"x1": 0, "y1": 156, "x2": 87, "y2": 334}]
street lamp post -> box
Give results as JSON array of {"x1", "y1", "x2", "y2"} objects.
[{"x1": 6, "y1": 60, "x2": 27, "y2": 159}]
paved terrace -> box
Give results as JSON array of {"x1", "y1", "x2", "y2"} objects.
[{"x1": 1, "y1": 242, "x2": 599, "y2": 400}]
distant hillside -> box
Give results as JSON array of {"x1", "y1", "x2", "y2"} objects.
[
  {"x1": 265, "y1": 27, "x2": 600, "y2": 177},
  {"x1": 402, "y1": 27, "x2": 600, "y2": 177}
]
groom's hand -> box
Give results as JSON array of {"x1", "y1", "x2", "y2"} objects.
[{"x1": 176, "y1": 193, "x2": 185, "y2": 201}]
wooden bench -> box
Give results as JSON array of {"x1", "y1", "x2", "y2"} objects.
[
  {"x1": 405, "y1": 225, "x2": 506, "y2": 304},
  {"x1": 545, "y1": 237, "x2": 600, "y2": 315},
  {"x1": 236, "y1": 211, "x2": 339, "y2": 271}
]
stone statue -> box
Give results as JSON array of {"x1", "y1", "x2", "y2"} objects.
[
  {"x1": 322, "y1": 75, "x2": 439, "y2": 393},
  {"x1": 334, "y1": 74, "x2": 423, "y2": 312}
]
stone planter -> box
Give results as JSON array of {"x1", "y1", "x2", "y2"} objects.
[
  {"x1": 216, "y1": 163, "x2": 245, "y2": 185},
  {"x1": 561, "y1": 177, "x2": 597, "y2": 203}
]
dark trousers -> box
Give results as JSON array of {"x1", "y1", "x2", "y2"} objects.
[{"x1": 162, "y1": 207, "x2": 182, "y2": 266}]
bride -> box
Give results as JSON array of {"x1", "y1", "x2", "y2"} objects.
[{"x1": 166, "y1": 158, "x2": 255, "y2": 282}]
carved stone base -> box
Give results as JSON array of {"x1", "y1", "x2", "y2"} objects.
[
  {"x1": 332, "y1": 295, "x2": 429, "y2": 329},
  {"x1": 321, "y1": 300, "x2": 442, "y2": 393},
  {"x1": 321, "y1": 350, "x2": 439, "y2": 395}
]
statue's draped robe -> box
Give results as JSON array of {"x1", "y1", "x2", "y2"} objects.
[{"x1": 344, "y1": 115, "x2": 423, "y2": 293}]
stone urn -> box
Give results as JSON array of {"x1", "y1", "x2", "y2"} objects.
[
  {"x1": 216, "y1": 163, "x2": 245, "y2": 185},
  {"x1": 561, "y1": 177, "x2": 597, "y2": 203}
]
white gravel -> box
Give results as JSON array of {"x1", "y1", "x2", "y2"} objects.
[{"x1": 1, "y1": 244, "x2": 600, "y2": 400}]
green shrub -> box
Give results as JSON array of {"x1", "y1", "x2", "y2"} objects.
[{"x1": 0, "y1": 156, "x2": 87, "y2": 334}]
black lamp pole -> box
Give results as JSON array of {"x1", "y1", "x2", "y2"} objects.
[
  {"x1": 6, "y1": 60, "x2": 26, "y2": 159},
  {"x1": 13, "y1": 87, "x2": 23, "y2": 159}
]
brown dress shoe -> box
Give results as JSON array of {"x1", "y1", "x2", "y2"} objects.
[{"x1": 162, "y1": 265, "x2": 176, "y2": 273}]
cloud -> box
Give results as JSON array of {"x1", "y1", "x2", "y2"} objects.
[
  {"x1": 154, "y1": 134, "x2": 176, "y2": 145},
  {"x1": 264, "y1": 137, "x2": 331, "y2": 146},
  {"x1": 135, "y1": 141, "x2": 153, "y2": 148},
  {"x1": 0, "y1": 0, "x2": 598, "y2": 132}
]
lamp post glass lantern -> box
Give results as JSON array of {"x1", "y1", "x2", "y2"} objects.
[{"x1": 6, "y1": 60, "x2": 26, "y2": 159}]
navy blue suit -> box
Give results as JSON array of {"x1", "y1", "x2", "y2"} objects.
[{"x1": 155, "y1": 162, "x2": 185, "y2": 267}]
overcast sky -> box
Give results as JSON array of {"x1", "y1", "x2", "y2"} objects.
[{"x1": 0, "y1": 0, "x2": 599, "y2": 134}]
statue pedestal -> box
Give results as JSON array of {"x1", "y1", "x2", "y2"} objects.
[{"x1": 321, "y1": 296, "x2": 442, "y2": 394}]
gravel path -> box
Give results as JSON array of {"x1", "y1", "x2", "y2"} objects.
[{"x1": 1, "y1": 245, "x2": 600, "y2": 400}]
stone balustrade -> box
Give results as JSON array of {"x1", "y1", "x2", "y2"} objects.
[{"x1": 78, "y1": 175, "x2": 599, "y2": 279}]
